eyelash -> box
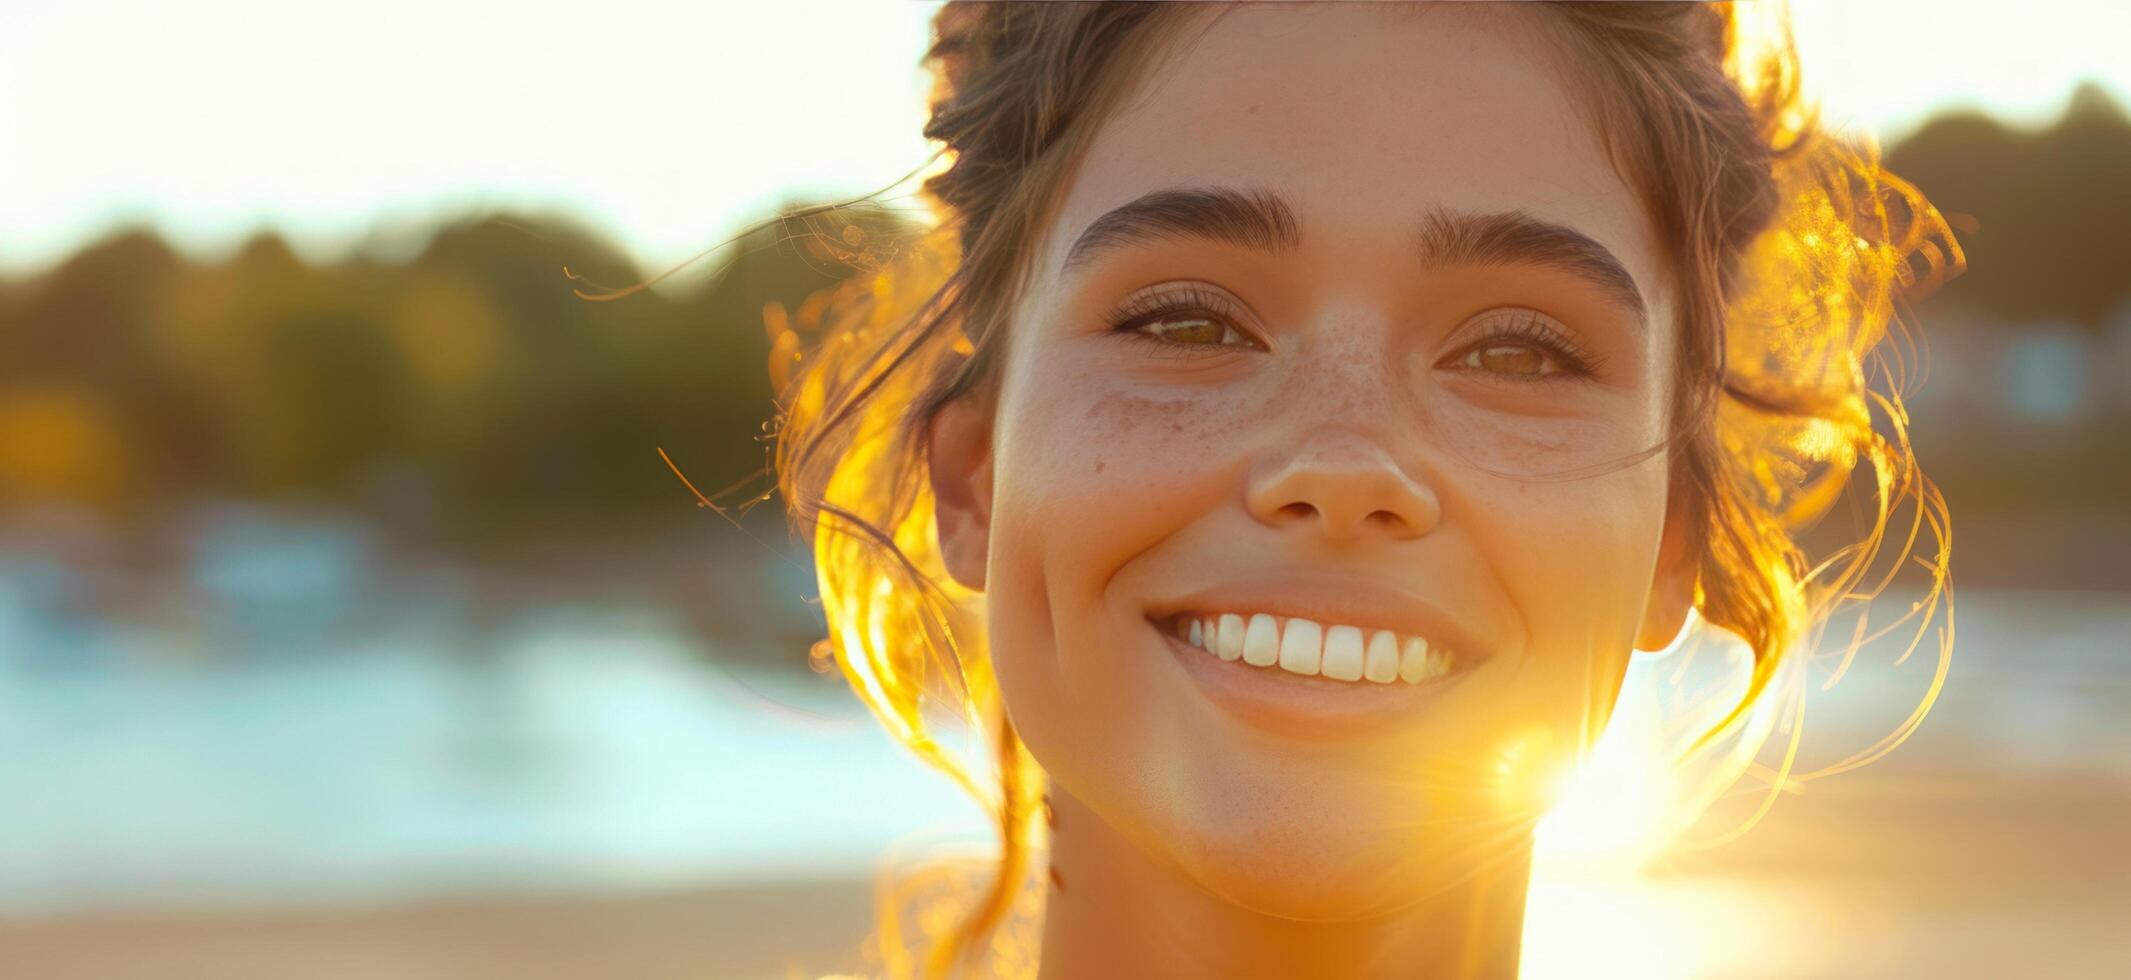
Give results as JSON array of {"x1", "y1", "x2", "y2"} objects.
[
  {"x1": 1452, "y1": 308, "x2": 1604, "y2": 380},
  {"x1": 1102, "y1": 290, "x2": 1602, "y2": 380},
  {"x1": 1102, "y1": 285, "x2": 1261, "y2": 356}
]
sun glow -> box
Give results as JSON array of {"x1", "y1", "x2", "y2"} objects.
[
  {"x1": 1534, "y1": 614, "x2": 1779, "y2": 874},
  {"x1": 1514, "y1": 620, "x2": 1790, "y2": 978},
  {"x1": 1521, "y1": 875, "x2": 1823, "y2": 980},
  {"x1": 1533, "y1": 699, "x2": 1679, "y2": 871}
]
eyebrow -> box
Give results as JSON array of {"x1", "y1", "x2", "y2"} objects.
[
  {"x1": 1060, "y1": 186, "x2": 1648, "y2": 320},
  {"x1": 1062, "y1": 186, "x2": 1302, "y2": 273}
]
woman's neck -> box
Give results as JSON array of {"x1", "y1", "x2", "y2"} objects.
[{"x1": 1033, "y1": 789, "x2": 1533, "y2": 980}]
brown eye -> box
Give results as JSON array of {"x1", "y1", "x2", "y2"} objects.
[
  {"x1": 1104, "y1": 284, "x2": 1262, "y2": 353},
  {"x1": 1440, "y1": 308, "x2": 1597, "y2": 382},
  {"x1": 1462, "y1": 343, "x2": 1561, "y2": 377},
  {"x1": 1141, "y1": 315, "x2": 1237, "y2": 346}
]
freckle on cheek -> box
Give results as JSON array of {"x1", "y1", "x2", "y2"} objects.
[
  {"x1": 1080, "y1": 390, "x2": 1255, "y2": 445},
  {"x1": 1094, "y1": 460, "x2": 1104, "y2": 474},
  {"x1": 1091, "y1": 394, "x2": 1189, "y2": 417}
]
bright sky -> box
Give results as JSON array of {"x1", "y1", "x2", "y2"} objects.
[{"x1": 2, "y1": 0, "x2": 2124, "y2": 279}]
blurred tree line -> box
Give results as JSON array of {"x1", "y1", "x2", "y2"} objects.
[
  {"x1": 1886, "y1": 81, "x2": 2131, "y2": 329},
  {"x1": 0, "y1": 200, "x2": 916, "y2": 557},
  {"x1": 1, "y1": 87, "x2": 2126, "y2": 566}
]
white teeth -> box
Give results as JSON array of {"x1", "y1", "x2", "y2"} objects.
[
  {"x1": 1172, "y1": 612, "x2": 1458, "y2": 686},
  {"x1": 1398, "y1": 635, "x2": 1432, "y2": 684},
  {"x1": 1276, "y1": 618, "x2": 1322, "y2": 676},
  {"x1": 1215, "y1": 613, "x2": 1245, "y2": 661},
  {"x1": 1363, "y1": 629, "x2": 1401, "y2": 684},
  {"x1": 1242, "y1": 613, "x2": 1281, "y2": 666},
  {"x1": 1320, "y1": 625, "x2": 1364, "y2": 681}
]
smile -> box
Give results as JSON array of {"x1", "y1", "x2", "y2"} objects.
[
  {"x1": 1159, "y1": 611, "x2": 1455, "y2": 684},
  {"x1": 1147, "y1": 611, "x2": 1481, "y2": 740}
]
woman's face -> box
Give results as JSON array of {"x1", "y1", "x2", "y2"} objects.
[{"x1": 931, "y1": 3, "x2": 1691, "y2": 918}]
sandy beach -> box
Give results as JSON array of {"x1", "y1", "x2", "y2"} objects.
[{"x1": 6, "y1": 766, "x2": 2124, "y2": 980}]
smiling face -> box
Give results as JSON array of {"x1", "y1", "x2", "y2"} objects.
[{"x1": 928, "y1": 3, "x2": 1693, "y2": 919}]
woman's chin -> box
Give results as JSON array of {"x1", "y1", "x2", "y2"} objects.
[{"x1": 1167, "y1": 820, "x2": 1455, "y2": 923}]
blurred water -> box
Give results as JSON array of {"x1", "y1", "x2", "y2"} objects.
[
  {"x1": 1778, "y1": 584, "x2": 2131, "y2": 777},
  {"x1": 0, "y1": 512, "x2": 2123, "y2": 921},
  {"x1": 0, "y1": 515, "x2": 988, "y2": 916}
]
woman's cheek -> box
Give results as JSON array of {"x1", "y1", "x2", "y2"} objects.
[
  {"x1": 1018, "y1": 374, "x2": 1248, "y2": 531},
  {"x1": 983, "y1": 376, "x2": 1230, "y2": 687},
  {"x1": 1472, "y1": 469, "x2": 1662, "y2": 670}
]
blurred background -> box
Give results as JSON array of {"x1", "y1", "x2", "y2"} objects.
[{"x1": 1, "y1": 2, "x2": 2126, "y2": 978}]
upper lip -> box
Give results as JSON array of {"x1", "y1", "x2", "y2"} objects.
[{"x1": 1144, "y1": 576, "x2": 1494, "y2": 662}]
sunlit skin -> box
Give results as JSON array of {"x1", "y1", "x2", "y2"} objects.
[{"x1": 926, "y1": 5, "x2": 1697, "y2": 978}]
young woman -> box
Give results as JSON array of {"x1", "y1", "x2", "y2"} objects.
[{"x1": 767, "y1": 3, "x2": 1957, "y2": 977}]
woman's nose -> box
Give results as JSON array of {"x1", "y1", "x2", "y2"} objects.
[{"x1": 1244, "y1": 429, "x2": 1441, "y2": 542}]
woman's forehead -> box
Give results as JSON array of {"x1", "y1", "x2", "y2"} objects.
[{"x1": 1034, "y1": 2, "x2": 1671, "y2": 324}]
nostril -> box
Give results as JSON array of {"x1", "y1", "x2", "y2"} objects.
[{"x1": 1279, "y1": 502, "x2": 1316, "y2": 521}]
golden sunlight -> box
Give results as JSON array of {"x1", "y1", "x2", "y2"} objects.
[{"x1": 1521, "y1": 615, "x2": 1803, "y2": 976}]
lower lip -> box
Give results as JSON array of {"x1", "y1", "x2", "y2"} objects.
[{"x1": 1150, "y1": 618, "x2": 1474, "y2": 740}]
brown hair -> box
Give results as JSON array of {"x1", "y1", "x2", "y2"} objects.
[{"x1": 764, "y1": 3, "x2": 1957, "y2": 975}]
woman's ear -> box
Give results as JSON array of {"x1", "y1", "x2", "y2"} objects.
[
  {"x1": 927, "y1": 395, "x2": 995, "y2": 593},
  {"x1": 1635, "y1": 491, "x2": 1697, "y2": 652}
]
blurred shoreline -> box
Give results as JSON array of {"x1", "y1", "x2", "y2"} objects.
[{"x1": 3, "y1": 768, "x2": 2123, "y2": 979}]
